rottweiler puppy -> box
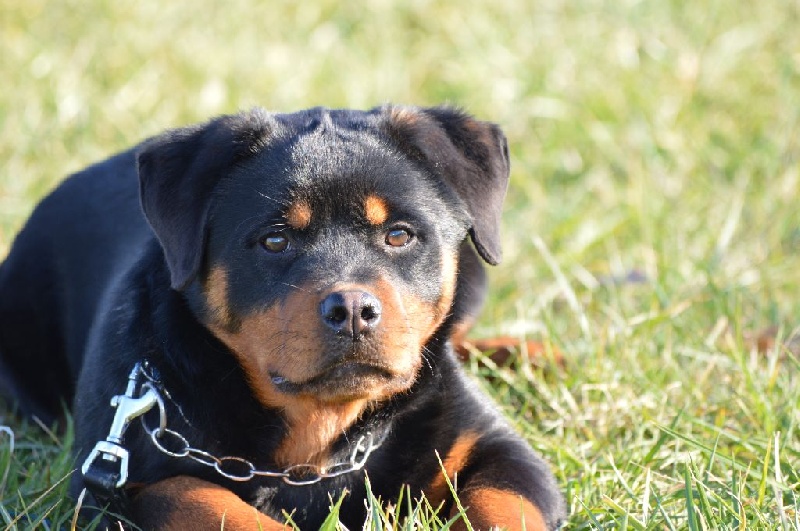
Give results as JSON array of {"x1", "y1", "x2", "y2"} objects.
[{"x1": 0, "y1": 105, "x2": 566, "y2": 529}]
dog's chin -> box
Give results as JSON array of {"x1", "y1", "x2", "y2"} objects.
[{"x1": 270, "y1": 362, "x2": 416, "y2": 403}]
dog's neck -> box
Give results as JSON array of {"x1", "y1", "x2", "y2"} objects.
[{"x1": 274, "y1": 398, "x2": 372, "y2": 467}]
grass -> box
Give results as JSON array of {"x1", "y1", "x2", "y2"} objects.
[{"x1": 1, "y1": 0, "x2": 799, "y2": 528}]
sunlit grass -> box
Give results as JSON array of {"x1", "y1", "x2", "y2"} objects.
[{"x1": 1, "y1": 0, "x2": 799, "y2": 528}]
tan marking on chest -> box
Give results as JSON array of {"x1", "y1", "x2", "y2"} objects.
[{"x1": 274, "y1": 398, "x2": 370, "y2": 467}]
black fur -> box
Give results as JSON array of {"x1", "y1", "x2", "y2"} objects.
[{"x1": 0, "y1": 105, "x2": 566, "y2": 529}]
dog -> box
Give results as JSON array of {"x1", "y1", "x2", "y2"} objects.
[{"x1": 0, "y1": 105, "x2": 566, "y2": 529}]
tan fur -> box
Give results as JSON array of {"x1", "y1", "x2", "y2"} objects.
[
  {"x1": 209, "y1": 289, "x2": 375, "y2": 465},
  {"x1": 204, "y1": 266, "x2": 234, "y2": 329},
  {"x1": 207, "y1": 281, "x2": 417, "y2": 465},
  {"x1": 130, "y1": 476, "x2": 287, "y2": 530},
  {"x1": 399, "y1": 250, "x2": 458, "y2": 347},
  {"x1": 364, "y1": 194, "x2": 390, "y2": 225},
  {"x1": 286, "y1": 200, "x2": 312, "y2": 229},
  {"x1": 204, "y1": 247, "x2": 459, "y2": 468},
  {"x1": 426, "y1": 431, "x2": 479, "y2": 506},
  {"x1": 275, "y1": 398, "x2": 368, "y2": 466},
  {"x1": 388, "y1": 107, "x2": 420, "y2": 127},
  {"x1": 207, "y1": 290, "x2": 322, "y2": 404},
  {"x1": 454, "y1": 487, "x2": 548, "y2": 531},
  {"x1": 435, "y1": 251, "x2": 458, "y2": 334}
]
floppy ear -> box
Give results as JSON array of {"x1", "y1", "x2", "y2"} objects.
[
  {"x1": 382, "y1": 105, "x2": 510, "y2": 264},
  {"x1": 138, "y1": 109, "x2": 274, "y2": 290}
]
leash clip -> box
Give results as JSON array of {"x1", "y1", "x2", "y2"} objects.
[{"x1": 81, "y1": 362, "x2": 163, "y2": 489}]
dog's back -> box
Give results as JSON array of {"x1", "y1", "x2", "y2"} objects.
[{"x1": 0, "y1": 149, "x2": 150, "y2": 422}]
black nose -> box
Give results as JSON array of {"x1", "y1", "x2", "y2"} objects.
[{"x1": 320, "y1": 290, "x2": 382, "y2": 339}]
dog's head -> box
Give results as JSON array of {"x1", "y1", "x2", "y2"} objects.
[{"x1": 138, "y1": 106, "x2": 509, "y2": 410}]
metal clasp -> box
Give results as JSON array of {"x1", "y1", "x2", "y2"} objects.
[{"x1": 81, "y1": 362, "x2": 163, "y2": 489}]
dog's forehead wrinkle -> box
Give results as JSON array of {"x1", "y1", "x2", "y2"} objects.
[
  {"x1": 287, "y1": 132, "x2": 398, "y2": 183},
  {"x1": 285, "y1": 108, "x2": 383, "y2": 142}
]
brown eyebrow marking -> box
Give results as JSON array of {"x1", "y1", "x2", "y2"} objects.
[
  {"x1": 285, "y1": 200, "x2": 312, "y2": 229},
  {"x1": 364, "y1": 195, "x2": 389, "y2": 225}
]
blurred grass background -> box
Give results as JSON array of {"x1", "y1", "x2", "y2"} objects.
[{"x1": 1, "y1": 0, "x2": 799, "y2": 528}]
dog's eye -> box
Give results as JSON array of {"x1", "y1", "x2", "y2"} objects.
[
  {"x1": 385, "y1": 228, "x2": 412, "y2": 247},
  {"x1": 260, "y1": 232, "x2": 290, "y2": 253}
]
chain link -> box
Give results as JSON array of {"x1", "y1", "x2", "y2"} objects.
[{"x1": 139, "y1": 370, "x2": 382, "y2": 486}]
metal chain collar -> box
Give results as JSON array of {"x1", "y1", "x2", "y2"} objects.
[
  {"x1": 138, "y1": 363, "x2": 383, "y2": 486},
  {"x1": 84, "y1": 361, "x2": 383, "y2": 489},
  {"x1": 142, "y1": 419, "x2": 379, "y2": 486}
]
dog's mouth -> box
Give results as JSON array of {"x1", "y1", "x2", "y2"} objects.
[{"x1": 269, "y1": 361, "x2": 410, "y2": 401}]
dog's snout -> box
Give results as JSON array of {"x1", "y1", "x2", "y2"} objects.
[{"x1": 320, "y1": 290, "x2": 382, "y2": 339}]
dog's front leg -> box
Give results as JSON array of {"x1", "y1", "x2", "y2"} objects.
[
  {"x1": 129, "y1": 476, "x2": 287, "y2": 530},
  {"x1": 452, "y1": 487, "x2": 549, "y2": 531}
]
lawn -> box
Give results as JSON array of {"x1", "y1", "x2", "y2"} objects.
[{"x1": 1, "y1": 0, "x2": 799, "y2": 529}]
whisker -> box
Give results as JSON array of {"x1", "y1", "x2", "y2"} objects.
[{"x1": 278, "y1": 282, "x2": 311, "y2": 293}]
